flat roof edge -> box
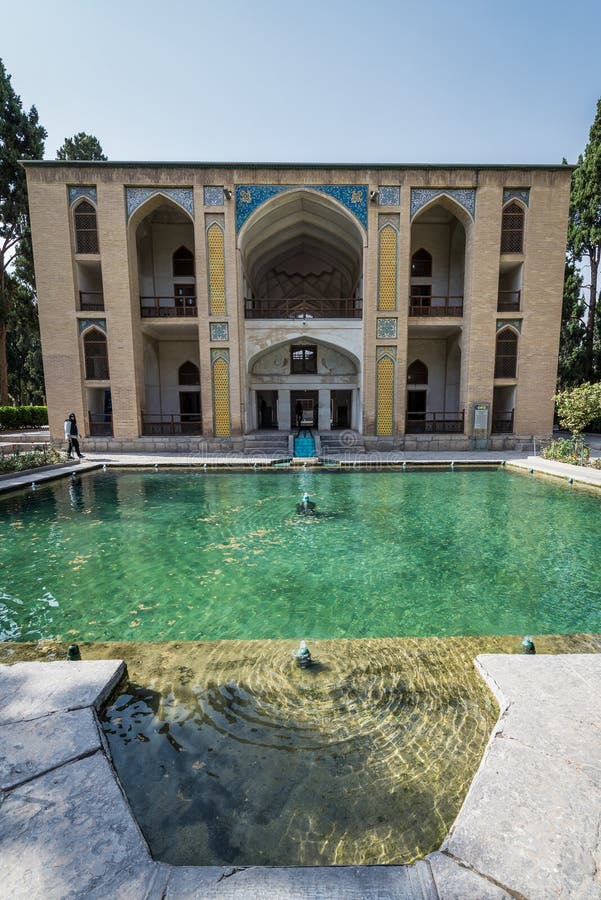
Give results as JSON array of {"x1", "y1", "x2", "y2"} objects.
[{"x1": 19, "y1": 160, "x2": 576, "y2": 172}]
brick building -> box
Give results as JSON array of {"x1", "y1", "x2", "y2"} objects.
[{"x1": 23, "y1": 161, "x2": 572, "y2": 453}]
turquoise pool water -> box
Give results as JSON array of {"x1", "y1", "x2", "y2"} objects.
[{"x1": 1, "y1": 469, "x2": 600, "y2": 641}]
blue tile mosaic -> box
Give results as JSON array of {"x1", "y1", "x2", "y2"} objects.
[
  {"x1": 211, "y1": 347, "x2": 230, "y2": 364},
  {"x1": 496, "y1": 319, "x2": 522, "y2": 333},
  {"x1": 126, "y1": 187, "x2": 194, "y2": 219},
  {"x1": 78, "y1": 318, "x2": 106, "y2": 334},
  {"x1": 376, "y1": 346, "x2": 396, "y2": 360},
  {"x1": 376, "y1": 318, "x2": 398, "y2": 339},
  {"x1": 378, "y1": 186, "x2": 400, "y2": 207},
  {"x1": 410, "y1": 188, "x2": 476, "y2": 220},
  {"x1": 503, "y1": 189, "x2": 530, "y2": 207},
  {"x1": 68, "y1": 186, "x2": 97, "y2": 205},
  {"x1": 204, "y1": 186, "x2": 224, "y2": 206},
  {"x1": 235, "y1": 184, "x2": 368, "y2": 231},
  {"x1": 210, "y1": 322, "x2": 229, "y2": 342}
]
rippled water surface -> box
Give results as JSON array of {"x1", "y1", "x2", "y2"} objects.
[{"x1": 1, "y1": 468, "x2": 600, "y2": 641}]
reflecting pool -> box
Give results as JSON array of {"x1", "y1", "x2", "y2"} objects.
[{"x1": 1, "y1": 469, "x2": 600, "y2": 641}]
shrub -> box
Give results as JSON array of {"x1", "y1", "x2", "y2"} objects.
[
  {"x1": 555, "y1": 383, "x2": 601, "y2": 436},
  {"x1": 541, "y1": 438, "x2": 590, "y2": 465},
  {"x1": 0, "y1": 406, "x2": 48, "y2": 431},
  {"x1": 0, "y1": 445, "x2": 62, "y2": 474}
]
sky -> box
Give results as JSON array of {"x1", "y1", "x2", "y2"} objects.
[{"x1": 2, "y1": 0, "x2": 600, "y2": 165}]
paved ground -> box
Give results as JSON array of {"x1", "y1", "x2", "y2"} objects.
[{"x1": 1, "y1": 655, "x2": 600, "y2": 898}]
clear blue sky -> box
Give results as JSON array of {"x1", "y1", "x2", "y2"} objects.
[{"x1": 3, "y1": 0, "x2": 600, "y2": 164}]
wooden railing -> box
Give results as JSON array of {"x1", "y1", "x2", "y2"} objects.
[
  {"x1": 79, "y1": 291, "x2": 104, "y2": 311},
  {"x1": 140, "y1": 296, "x2": 198, "y2": 318},
  {"x1": 491, "y1": 409, "x2": 514, "y2": 434},
  {"x1": 88, "y1": 412, "x2": 113, "y2": 436},
  {"x1": 405, "y1": 410, "x2": 465, "y2": 434},
  {"x1": 244, "y1": 298, "x2": 362, "y2": 319},
  {"x1": 409, "y1": 296, "x2": 463, "y2": 316},
  {"x1": 497, "y1": 291, "x2": 521, "y2": 312},
  {"x1": 142, "y1": 414, "x2": 202, "y2": 435}
]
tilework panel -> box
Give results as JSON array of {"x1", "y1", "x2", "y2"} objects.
[
  {"x1": 206, "y1": 222, "x2": 226, "y2": 315},
  {"x1": 410, "y1": 188, "x2": 476, "y2": 220},
  {"x1": 204, "y1": 186, "x2": 224, "y2": 206},
  {"x1": 376, "y1": 318, "x2": 398, "y2": 339},
  {"x1": 376, "y1": 354, "x2": 395, "y2": 436},
  {"x1": 210, "y1": 322, "x2": 229, "y2": 342},
  {"x1": 68, "y1": 186, "x2": 97, "y2": 206},
  {"x1": 235, "y1": 184, "x2": 368, "y2": 231},
  {"x1": 78, "y1": 318, "x2": 106, "y2": 334},
  {"x1": 126, "y1": 187, "x2": 194, "y2": 219},
  {"x1": 503, "y1": 189, "x2": 530, "y2": 207},
  {"x1": 212, "y1": 354, "x2": 231, "y2": 436},
  {"x1": 378, "y1": 186, "x2": 400, "y2": 207},
  {"x1": 378, "y1": 224, "x2": 398, "y2": 311},
  {"x1": 497, "y1": 319, "x2": 522, "y2": 333}
]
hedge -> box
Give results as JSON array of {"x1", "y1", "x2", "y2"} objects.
[{"x1": 0, "y1": 406, "x2": 48, "y2": 431}]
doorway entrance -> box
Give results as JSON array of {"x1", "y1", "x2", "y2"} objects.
[
  {"x1": 331, "y1": 390, "x2": 351, "y2": 429},
  {"x1": 179, "y1": 391, "x2": 201, "y2": 433},
  {"x1": 291, "y1": 391, "x2": 318, "y2": 429},
  {"x1": 406, "y1": 390, "x2": 427, "y2": 432},
  {"x1": 257, "y1": 390, "x2": 278, "y2": 429}
]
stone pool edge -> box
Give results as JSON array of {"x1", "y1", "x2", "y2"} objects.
[{"x1": 2, "y1": 656, "x2": 600, "y2": 898}]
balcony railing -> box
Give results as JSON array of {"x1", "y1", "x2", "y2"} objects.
[
  {"x1": 405, "y1": 410, "x2": 465, "y2": 434},
  {"x1": 79, "y1": 291, "x2": 104, "y2": 311},
  {"x1": 140, "y1": 296, "x2": 198, "y2": 318},
  {"x1": 491, "y1": 409, "x2": 515, "y2": 434},
  {"x1": 245, "y1": 298, "x2": 362, "y2": 319},
  {"x1": 88, "y1": 412, "x2": 113, "y2": 436},
  {"x1": 142, "y1": 414, "x2": 202, "y2": 435},
  {"x1": 497, "y1": 290, "x2": 521, "y2": 312},
  {"x1": 409, "y1": 296, "x2": 463, "y2": 317}
]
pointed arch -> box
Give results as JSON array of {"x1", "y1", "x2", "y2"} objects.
[
  {"x1": 501, "y1": 201, "x2": 525, "y2": 253},
  {"x1": 411, "y1": 248, "x2": 432, "y2": 278},
  {"x1": 179, "y1": 360, "x2": 200, "y2": 385},
  {"x1": 411, "y1": 192, "x2": 474, "y2": 228},
  {"x1": 495, "y1": 327, "x2": 518, "y2": 378},
  {"x1": 83, "y1": 327, "x2": 109, "y2": 380},
  {"x1": 74, "y1": 199, "x2": 99, "y2": 254},
  {"x1": 172, "y1": 246, "x2": 195, "y2": 278},
  {"x1": 407, "y1": 359, "x2": 429, "y2": 384}
]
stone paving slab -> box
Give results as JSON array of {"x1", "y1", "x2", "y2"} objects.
[
  {"x1": 165, "y1": 861, "x2": 436, "y2": 898},
  {"x1": 427, "y1": 852, "x2": 511, "y2": 898},
  {"x1": 0, "y1": 752, "x2": 155, "y2": 899},
  {"x1": 0, "y1": 659, "x2": 125, "y2": 725},
  {"x1": 0, "y1": 706, "x2": 100, "y2": 790}
]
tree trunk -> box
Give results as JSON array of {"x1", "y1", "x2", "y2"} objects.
[
  {"x1": 586, "y1": 252, "x2": 599, "y2": 380},
  {"x1": 0, "y1": 321, "x2": 8, "y2": 405}
]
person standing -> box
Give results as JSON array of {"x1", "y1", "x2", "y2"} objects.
[{"x1": 64, "y1": 413, "x2": 84, "y2": 459}]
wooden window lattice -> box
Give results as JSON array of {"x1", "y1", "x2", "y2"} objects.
[
  {"x1": 83, "y1": 329, "x2": 109, "y2": 380},
  {"x1": 495, "y1": 329, "x2": 518, "y2": 378},
  {"x1": 74, "y1": 200, "x2": 99, "y2": 254},
  {"x1": 500, "y1": 203, "x2": 524, "y2": 253}
]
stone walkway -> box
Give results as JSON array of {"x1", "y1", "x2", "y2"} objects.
[{"x1": 1, "y1": 655, "x2": 600, "y2": 898}]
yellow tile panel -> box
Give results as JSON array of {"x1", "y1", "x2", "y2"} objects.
[
  {"x1": 377, "y1": 355, "x2": 394, "y2": 435},
  {"x1": 378, "y1": 226, "x2": 397, "y2": 311},
  {"x1": 213, "y1": 357, "x2": 231, "y2": 436},
  {"x1": 207, "y1": 224, "x2": 226, "y2": 315}
]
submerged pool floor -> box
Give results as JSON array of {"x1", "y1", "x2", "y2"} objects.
[{"x1": 1, "y1": 469, "x2": 600, "y2": 642}]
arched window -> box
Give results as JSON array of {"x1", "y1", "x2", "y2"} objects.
[
  {"x1": 407, "y1": 359, "x2": 428, "y2": 384},
  {"x1": 411, "y1": 248, "x2": 432, "y2": 277},
  {"x1": 83, "y1": 328, "x2": 109, "y2": 380},
  {"x1": 500, "y1": 203, "x2": 524, "y2": 253},
  {"x1": 74, "y1": 200, "x2": 99, "y2": 254},
  {"x1": 173, "y1": 246, "x2": 195, "y2": 278},
  {"x1": 495, "y1": 328, "x2": 518, "y2": 378},
  {"x1": 179, "y1": 361, "x2": 200, "y2": 385}
]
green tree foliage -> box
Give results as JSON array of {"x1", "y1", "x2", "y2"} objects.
[
  {"x1": 0, "y1": 58, "x2": 46, "y2": 404},
  {"x1": 567, "y1": 98, "x2": 601, "y2": 381},
  {"x1": 555, "y1": 382, "x2": 601, "y2": 436},
  {"x1": 558, "y1": 261, "x2": 587, "y2": 388},
  {"x1": 56, "y1": 132, "x2": 107, "y2": 161}
]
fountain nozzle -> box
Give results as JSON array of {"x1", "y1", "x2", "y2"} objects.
[{"x1": 294, "y1": 639, "x2": 312, "y2": 668}]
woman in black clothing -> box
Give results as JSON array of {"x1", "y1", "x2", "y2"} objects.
[{"x1": 64, "y1": 412, "x2": 84, "y2": 459}]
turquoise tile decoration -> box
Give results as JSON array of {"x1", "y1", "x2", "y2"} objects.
[
  {"x1": 78, "y1": 318, "x2": 106, "y2": 334},
  {"x1": 126, "y1": 187, "x2": 194, "y2": 219},
  {"x1": 378, "y1": 186, "x2": 400, "y2": 207},
  {"x1": 204, "y1": 186, "x2": 224, "y2": 206},
  {"x1": 376, "y1": 318, "x2": 398, "y2": 339},
  {"x1": 503, "y1": 189, "x2": 530, "y2": 207},
  {"x1": 236, "y1": 185, "x2": 368, "y2": 231},
  {"x1": 497, "y1": 319, "x2": 522, "y2": 332},
  {"x1": 210, "y1": 322, "x2": 229, "y2": 342},
  {"x1": 68, "y1": 186, "x2": 97, "y2": 205},
  {"x1": 411, "y1": 188, "x2": 476, "y2": 220}
]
